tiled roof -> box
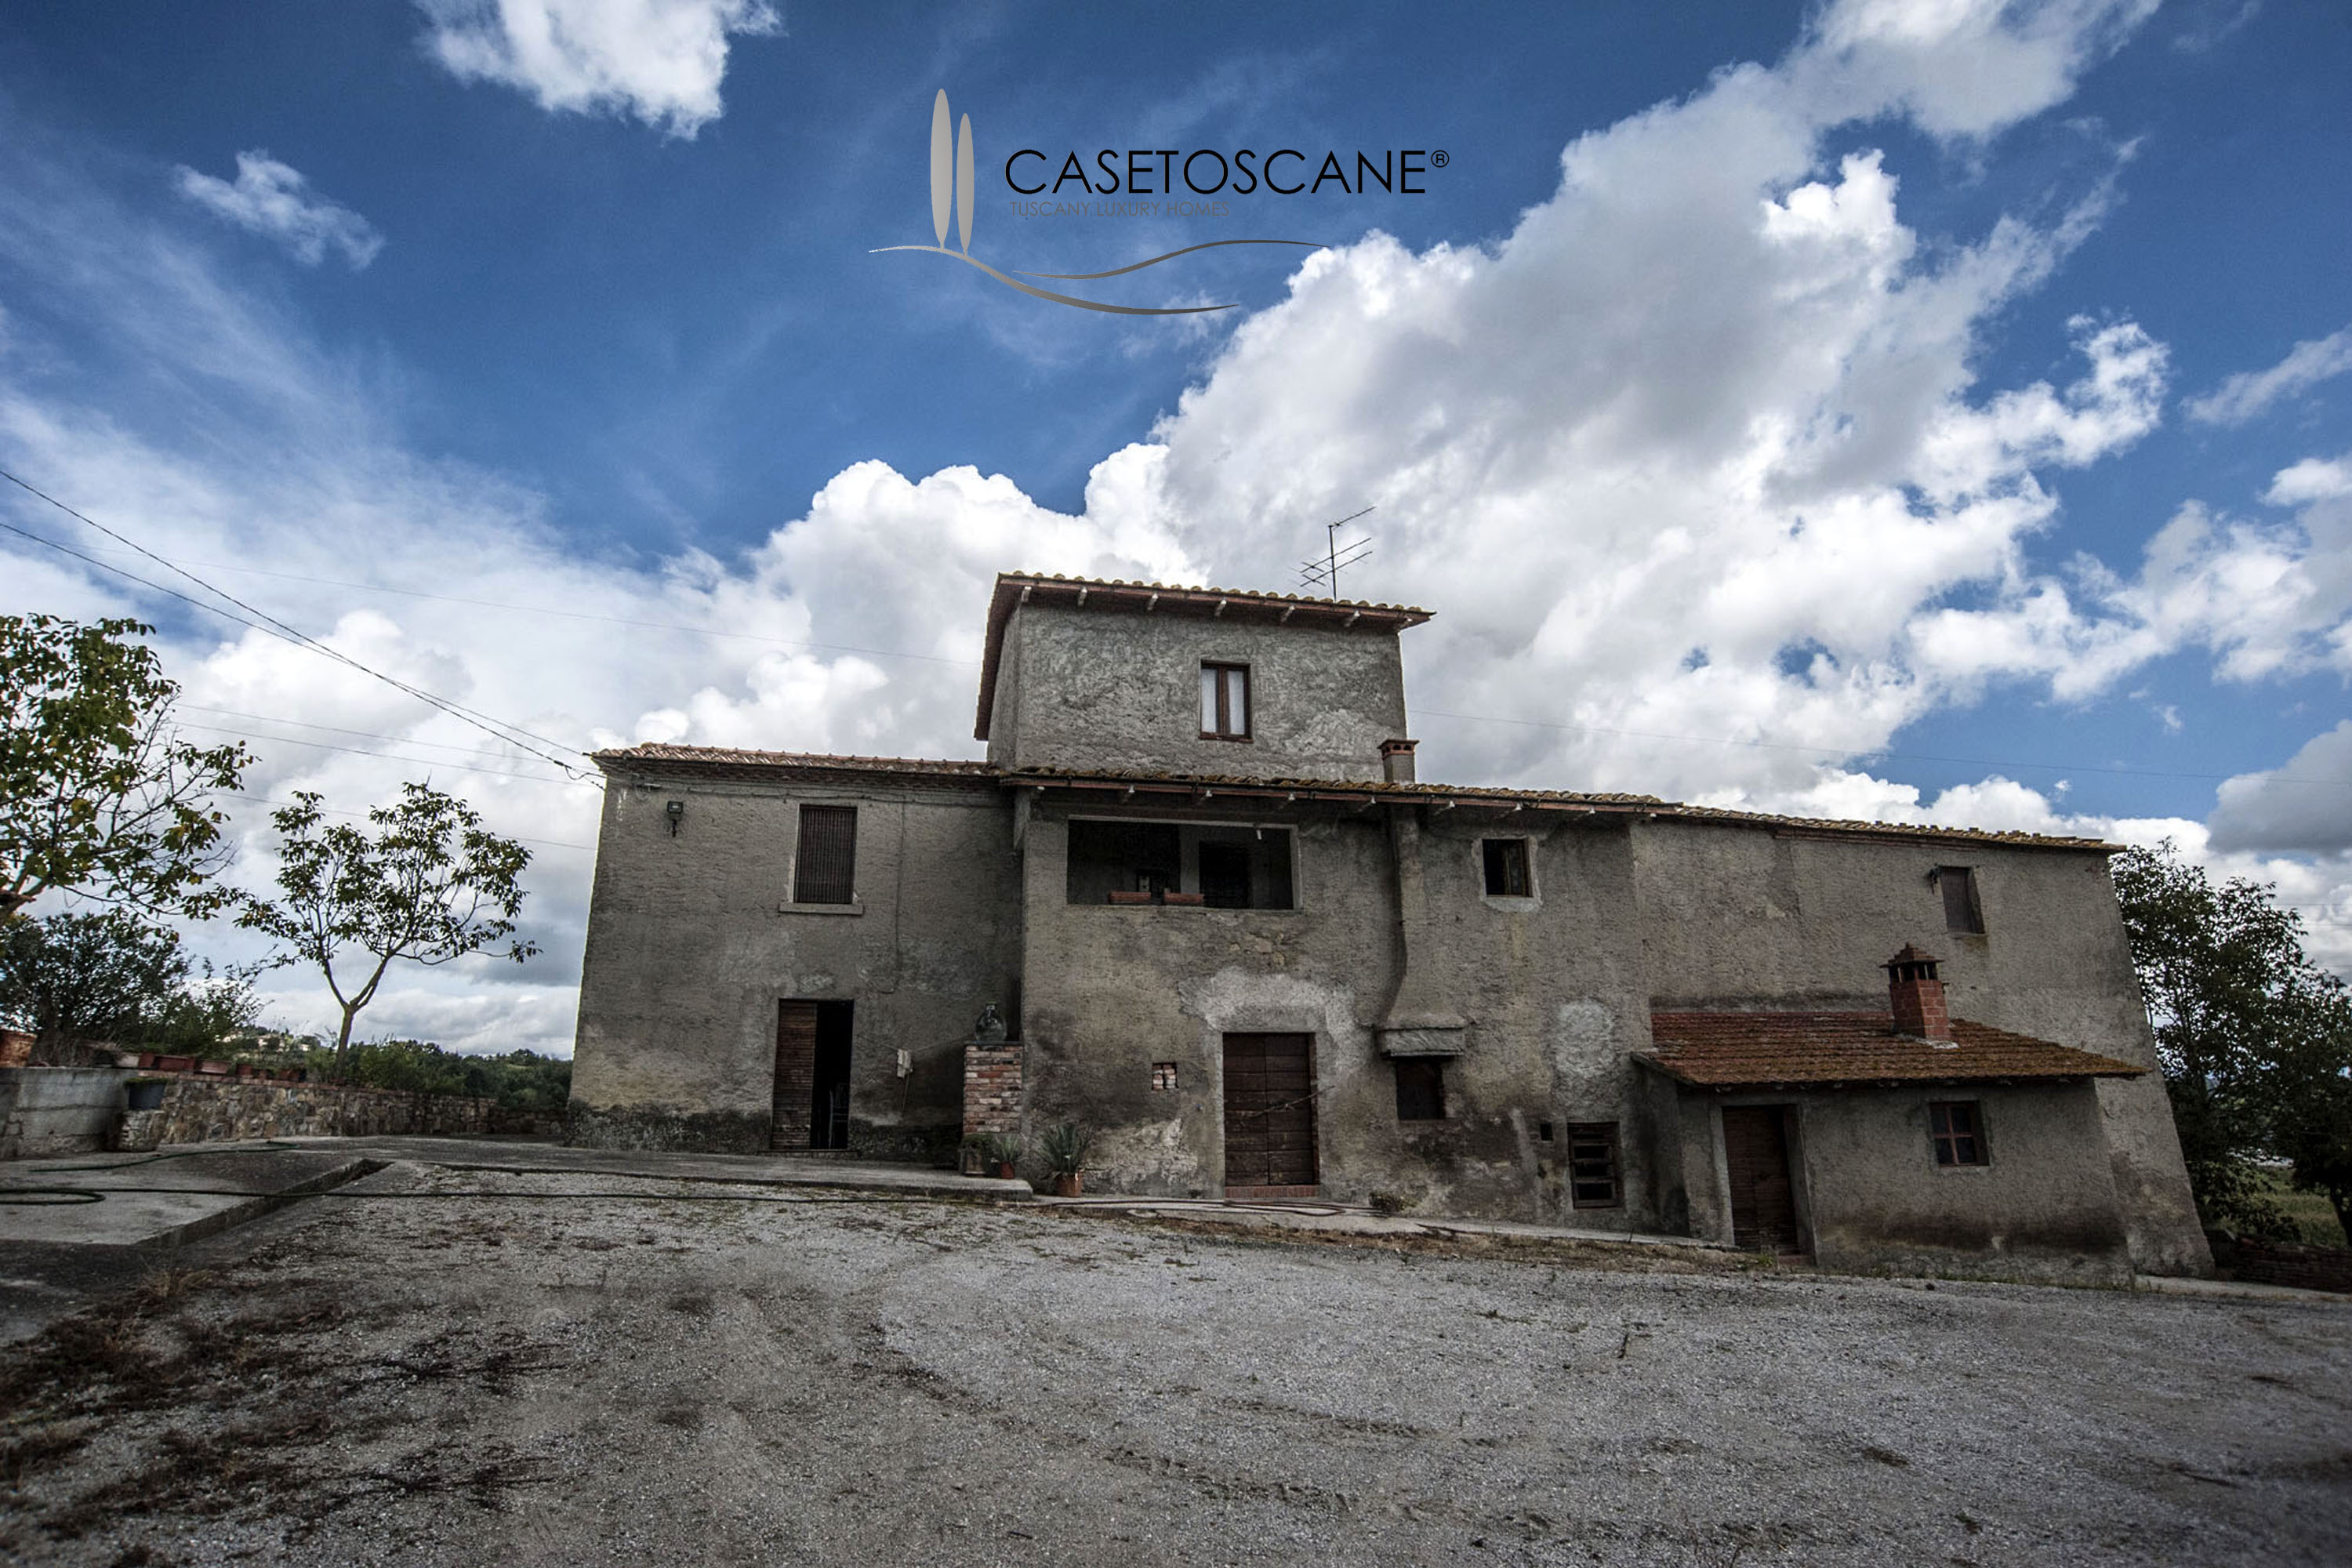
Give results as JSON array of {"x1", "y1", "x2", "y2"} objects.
[
  {"x1": 588, "y1": 747, "x2": 2116, "y2": 851},
  {"x1": 976, "y1": 572, "x2": 1432, "y2": 740},
  {"x1": 592, "y1": 746, "x2": 996, "y2": 782},
  {"x1": 1003, "y1": 766, "x2": 2114, "y2": 850},
  {"x1": 1640, "y1": 1011, "x2": 2143, "y2": 1088}
]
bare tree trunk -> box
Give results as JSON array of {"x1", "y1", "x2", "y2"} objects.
[{"x1": 333, "y1": 1004, "x2": 361, "y2": 1080}]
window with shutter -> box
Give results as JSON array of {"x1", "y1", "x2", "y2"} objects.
[
  {"x1": 1937, "y1": 866, "x2": 1984, "y2": 933},
  {"x1": 793, "y1": 804, "x2": 857, "y2": 905}
]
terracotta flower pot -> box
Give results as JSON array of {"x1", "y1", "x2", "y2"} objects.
[
  {"x1": 1106, "y1": 890, "x2": 1153, "y2": 906},
  {"x1": 1051, "y1": 1171, "x2": 1083, "y2": 1198},
  {"x1": 993, "y1": 1161, "x2": 1018, "y2": 1180}
]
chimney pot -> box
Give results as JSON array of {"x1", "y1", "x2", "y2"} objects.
[
  {"x1": 1380, "y1": 738, "x2": 1418, "y2": 784},
  {"x1": 1884, "y1": 945, "x2": 1951, "y2": 1042}
]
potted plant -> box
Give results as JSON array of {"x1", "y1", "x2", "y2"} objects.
[
  {"x1": 1041, "y1": 1122, "x2": 1091, "y2": 1198},
  {"x1": 963, "y1": 1132, "x2": 1022, "y2": 1180}
]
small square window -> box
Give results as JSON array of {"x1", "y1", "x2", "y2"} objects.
[
  {"x1": 1394, "y1": 1058, "x2": 1445, "y2": 1121},
  {"x1": 1566, "y1": 1122, "x2": 1621, "y2": 1208},
  {"x1": 1200, "y1": 662, "x2": 1251, "y2": 740},
  {"x1": 1151, "y1": 1062, "x2": 1180, "y2": 1091},
  {"x1": 1929, "y1": 1101, "x2": 1986, "y2": 1166},
  {"x1": 1482, "y1": 838, "x2": 1532, "y2": 897},
  {"x1": 1936, "y1": 866, "x2": 1984, "y2": 934}
]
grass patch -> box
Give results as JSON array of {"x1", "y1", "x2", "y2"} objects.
[{"x1": 2249, "y1": 1169, "x2": 2348, "y2": 1248}]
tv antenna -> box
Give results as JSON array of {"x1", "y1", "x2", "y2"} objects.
[{"x1": 1298, "y1": 506, "x2": 1375, "y2": 599}]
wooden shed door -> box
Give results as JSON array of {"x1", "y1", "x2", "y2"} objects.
[
  {"x1": 1722, "y1": 1106, "x2": 1802, "y2": 1254},
  {"x1": 1223, "y1": 1033, "x2": 1317, "y2": 1194},
  {"x1": 774, "y1": 1000, "x2": 853, "y2": 1151}
]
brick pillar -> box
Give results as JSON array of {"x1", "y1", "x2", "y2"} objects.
[{"x1": 963, "y1": 1044, "x2": 1023, "y2": 1138}]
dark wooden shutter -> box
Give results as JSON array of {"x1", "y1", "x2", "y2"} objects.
[
  {"x1": 794, "y1": 805, "x2": 857, "y2": 905},
  {"x1": 1393, "y1": 1058, "x2": 1444, "y2": 1120},
  {"x1": 1722, "y1": 1106, "x2": 1801, "y2": 1254},
  {"x1": 1223, "y1": 1033, "x2": 1316, "y2": 1192},
  {"x1": 772, "y1": 1000, "x2": 818, "y2": 1150},
  {"x1": 1940, "y1": 867, "x2": 1983, "y2": 933}
]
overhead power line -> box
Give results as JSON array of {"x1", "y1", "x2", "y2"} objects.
[{"x1": 0, "y1": 467, "x2": 594, "y2": 782}]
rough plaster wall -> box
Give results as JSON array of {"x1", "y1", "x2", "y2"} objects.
[
  {"x1": 997, "y1": 602, "x2": 1409, "y2": 782},
  {"x1": 570, "y1": 778, "x2": 1021, "y2": 1151},
  {"x1": 1022, "y1": 804, "x2": 1672, "y2": 1227},
  {"x1": 1018, "y1": 810, "x2": 1398, "y2": 1197},
  {"x1": 1631, "y1": 822, "x2": 2209, "y2": 1275},
  {"x1": 1786, "y1": 1083, "x2": 2132, "y2": 1284}
]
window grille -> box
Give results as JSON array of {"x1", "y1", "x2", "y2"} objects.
[
  {"x1": 1566, "y1": 1122, "x2": 1621, "y2": 1207},
  {"x1": 793, "y1": 804, "x2": 857, "y2": 905}
]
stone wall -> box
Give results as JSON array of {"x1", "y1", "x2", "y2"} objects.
[
  {"x1": 140, "y1": 1075, "x2": 492, "y2": 1145},
  {"x1": 2211, "y1": 1233, "x2": 2352, "y2": 1294}
]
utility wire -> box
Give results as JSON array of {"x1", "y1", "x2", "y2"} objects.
[
  {"x1": 45, "y1": 536, "x2": 981, "y2": 667},
  {"x1": 221, "y1": 790, "x2": 590, "y2": 851},
  {"x1": 182, "y1": 705, "x2": 583, "y2": 771},
  {"x1": 0, "y1": 468, "x2": 595, "y2": 782},
  {"x1": 177, "y1": 722, "x2": 580, "y2": 787},
  {"x1": 9, "y1": 467, "x2": 2335, "y2": 797}
]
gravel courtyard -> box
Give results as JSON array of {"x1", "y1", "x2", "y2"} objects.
[{"x1": 3, "y1": 1160, "x2": 2348, "y2": 1568}]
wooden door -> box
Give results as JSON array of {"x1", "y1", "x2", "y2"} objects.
[
  {"x1": 1223, "y1": 1033, "x2": 1317, "y2": 1194},
  {"x1": 1722, "y1": 1106, "x2": 1802, "y2": 1254},
  {"x1": 772, "y1": 1001, "x2": 818, "y2": 1150}
]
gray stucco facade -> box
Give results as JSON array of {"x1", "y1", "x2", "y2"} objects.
[{"x1": 570, "y1": 571, "x2": 2211, "y2": 1280}]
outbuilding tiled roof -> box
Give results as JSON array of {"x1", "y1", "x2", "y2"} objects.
[
  {"x1": 976, "y1": 572, "x2": 1432, "y2": 740},
  {"x1": 1640, "y1": 1011, "x2": 2143, "y2": 1089}
]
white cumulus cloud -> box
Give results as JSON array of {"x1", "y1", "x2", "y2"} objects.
[
  {"x1": 2185, "y1": 324, "x2": 2352, "y2": 426},
  {"x1": 173, "y1": 152, "x2": 383, "y2": 269},
  {"x1": 415, "y1": 0, "x2": 780, "y2": 138}
]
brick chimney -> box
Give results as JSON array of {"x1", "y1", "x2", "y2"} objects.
[
  {"x1": 1380, "y1": 738, "x2": 1418, "y2": 784},
  {"x1": 1885, "y1": 945, "x2": 1951, "y2": 1042}
]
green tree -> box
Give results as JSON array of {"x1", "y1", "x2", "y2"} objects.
[
  {"x1": 237, "y1": 782, "x2": 538, "y2": 1073},
  {"x1": 2112, "y1": 840, "x2": 2352, "y2": 1237},
  {"x1": 0, "y1": 908, "x2": 189, "y2": 1047},
  {"x1": 1, "y1": 615, "x2": 249, "y2": 921},
  {"x1": 0, "y1": 909, "x2": 267, "y2": 1057}
]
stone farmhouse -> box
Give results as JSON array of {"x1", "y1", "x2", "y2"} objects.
[{"x1": 569, "y1": 572, "x2": 2211, "y2": 1282}]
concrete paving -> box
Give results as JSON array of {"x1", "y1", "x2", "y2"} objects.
[{"x1": 0, "y1": 1146, "x2": 382, "y2": 1249}]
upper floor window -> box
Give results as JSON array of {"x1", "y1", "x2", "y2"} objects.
[
  {"x1": 793, "y1": 804, "x2": 857, "y2": 905},
  {"x1": 1200, "y1": 662, "x2": 1251, "y2": 741},
  {"x1": 1482, "y1": 838, "x2": 1532, "y2": 898},
  {"x1": 1936, "y1": 866, "x2": 1984, "y2": 934}
]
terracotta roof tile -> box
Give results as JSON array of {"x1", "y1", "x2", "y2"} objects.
[
  {"x1": 1641, "y1": 1011, "x2": 2143, "y2": 1088},
  {"x1": 588, "y1": 747, "x2": 2116, "y2": 850}
]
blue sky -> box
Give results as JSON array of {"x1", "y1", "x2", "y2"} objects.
[{"x1": 2, "y1": 0, "x2": 2347, "y2": 1050}]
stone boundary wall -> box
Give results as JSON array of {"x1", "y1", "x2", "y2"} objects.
[
  {"x1": 140, "y1": 1075, "x2": 493, "y2": 1145},
  {"x1": 2213, "y1": 1233, "x2": 2352, "y2": 1294},
  {"x1": 963, "y1": 1044, "x2": 1023, "y2": 1138}
]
